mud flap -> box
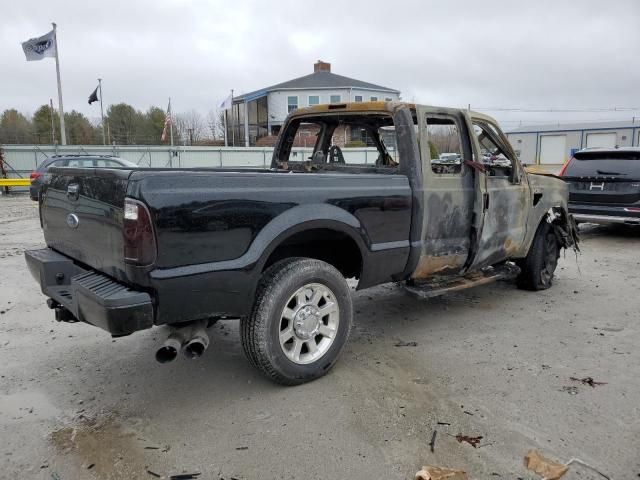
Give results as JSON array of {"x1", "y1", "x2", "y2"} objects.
[{"x1": 546, "y1": 207, "x2": 580, "y2": 252}]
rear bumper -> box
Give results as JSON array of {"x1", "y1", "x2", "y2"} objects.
[
  {"x1": 25, "y1": 248, "x2": 154, "y2": 336},
  {"x1": 569, "y1": 203, "x2": 640, "y2": 225}
]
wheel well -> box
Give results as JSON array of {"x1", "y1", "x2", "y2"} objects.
[{"x1": 263, "y1": 228, "x2": 363, "y2": 279}]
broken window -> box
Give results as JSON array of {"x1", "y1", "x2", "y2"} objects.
[
  {"x1": 472, "y1": 122, "x2": 513, "y2": 177},
  {"x1": 426, "y1": 116, "x2": 463, "y2": 175},
  {"x1": 276, "y1": 113, "x2": 400, "y2": 172}
]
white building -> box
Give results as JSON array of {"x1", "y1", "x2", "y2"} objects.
[
  {"x1": 225, "y1": 60, "x2": 401, "y2": 146},
  {"x1": 507, "y1": 120, "x2": 640, "y2": 169}
]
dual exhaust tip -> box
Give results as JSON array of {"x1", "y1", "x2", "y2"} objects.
[{"x1": 155, "y1": 321, "x2": 210, "y2": 364}]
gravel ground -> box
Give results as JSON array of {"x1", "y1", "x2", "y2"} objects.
[{"x1": 1, "y1": 194, "x2": 639, "y2": 480}]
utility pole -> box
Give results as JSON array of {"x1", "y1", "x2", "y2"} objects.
[{"x1": 51, "y1": 23, "x2": 66, "y2": 145}]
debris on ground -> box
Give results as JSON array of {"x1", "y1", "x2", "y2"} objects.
[
  {"x1": 561, "y1": 386, "x2": 579, "y2": 395},
  {"x1": 524, "y1": 449, "x2": 611, "y2": 480},
  {"x1": 415, "y1": 465, "x2": 468, "y2": 480},
  {"x1": 570, "y1": 376, "x2": 607, "y2": 388},
  {"x1": 146, "y1": 470, "x2": 161, "y2": 478},
  {"x1": 169, "y1": 473, "x2": 201, "y2": 480},
  {"x1": 455, "y1": 434, "x2": 483, "y2": 448},
  {"x1": 524, "y1": 450, "x2": 568, "y2": 479},
  {"x1": 394, "y1": 341, "x2": 418, "y2": 347},
  {"x1": 564, "y1": 458, "x2": 611, "y2": 479},
  {"x1": 429, "y1": 430, "x2": 437, "y2": 453}
]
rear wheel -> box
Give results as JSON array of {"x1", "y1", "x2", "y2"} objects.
[
  {"x1": 516, "y1": 222, "x2": 560, "y2": 290},
  {"x1": 240, "y1": 258, "x2": 352, "y2": 385}
]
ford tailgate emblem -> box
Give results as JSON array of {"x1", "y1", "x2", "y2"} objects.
[{"x1": 66, "y1": 213, "x2": 79, "y2": 229}]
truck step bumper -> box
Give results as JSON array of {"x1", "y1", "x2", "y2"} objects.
[{"x1": 25, "y1": 248, "x2": 154, "y2": 336}]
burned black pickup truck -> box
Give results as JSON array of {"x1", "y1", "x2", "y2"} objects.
[{"x1": 26, "y1": 102, "x2": 578, "y2": 385}]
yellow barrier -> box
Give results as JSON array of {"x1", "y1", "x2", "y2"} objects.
[{"x1": 0, "y1": 178, "x2": 31, "y2": 187}]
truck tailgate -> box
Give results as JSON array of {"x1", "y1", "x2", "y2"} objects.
[{"x1": 42, "y1": 167, "x2": 132, "y2": 280}]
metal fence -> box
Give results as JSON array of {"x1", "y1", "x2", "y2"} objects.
[
  {"x1": 1, "y1": 144, "x2": 385, "y2": 193},
  {"x1": 2, "y1": 144, "x2": 388, "y2": 171}
]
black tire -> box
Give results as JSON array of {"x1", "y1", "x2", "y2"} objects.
[
  {"x1": 240, "y1": 258, "x2": 353, "y2": 385},
  {"x1": 516, "y1": 221, "x2": 561, "y2": 290}
]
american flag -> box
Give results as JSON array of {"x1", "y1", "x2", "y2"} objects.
[{"x1": 161, "y1": 100, "x2": 171, "y2": 142}]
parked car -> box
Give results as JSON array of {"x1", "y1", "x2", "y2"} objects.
[
  {"x1": 25, "y1": 102, "x2": 578, "y2": 385},
  {"x1": 560, "y1": 147, "x2": 640, "y2": 226},
  {"x1": 29, "y1": 155, "x2": 137, "y2": 201}
]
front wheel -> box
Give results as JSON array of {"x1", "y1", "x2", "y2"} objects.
[
  {"x1": 516, "y1": 221, "x2": 560, "y2": 290},
  {"x1": 240, "y1": 258, "x2": 353, "y2": 385}
]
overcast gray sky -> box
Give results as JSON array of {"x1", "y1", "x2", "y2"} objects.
[{"x1": 2, "y1": 0, "x2": 639, "y2": 129}]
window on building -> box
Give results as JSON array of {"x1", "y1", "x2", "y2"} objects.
[
  {"x1": 370, "y1": 96, "x2": 378, "y2": 101},
  {"x1": 308, "y1": 95, "x2": 319, "y2": 106},
  {"x1": 354, "y1": 95, "x2": 363, "y2": 102},
  {"x1": 385, "y1": 98, "x2": 392, "y2": 102},
  {"x1": 287, "y1": 96, "x2": 298, "y2": 113},
  {"x1": 330, "y1": 95, "x2": 341, "y2": 104}
]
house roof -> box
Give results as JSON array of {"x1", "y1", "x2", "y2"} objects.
[
  {"x1": 507, "y1": 120, "x2": 640, "y2": 134},
  {"x1": 234, "y1": 70, "x2": 400, "y2": 103}
]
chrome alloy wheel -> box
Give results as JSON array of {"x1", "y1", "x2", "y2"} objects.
[{"x1": 278, "y1": 283, "x2": 340, "y2": 365}]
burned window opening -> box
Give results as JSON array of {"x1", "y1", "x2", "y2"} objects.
[{"x1": 275, "y1": 113, "x2": 401, "y2": 173}]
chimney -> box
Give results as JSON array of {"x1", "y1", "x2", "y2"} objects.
[{"x1": 314, "y1": 60, "x2": 331, "y2": 73}]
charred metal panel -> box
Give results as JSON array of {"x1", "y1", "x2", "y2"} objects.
[
  {"x1": 411, "y1": 107, "x2": 477, "y2": 278},
  {"x1": 470, "y1": 179, "x2": 529, "y2": 268}
]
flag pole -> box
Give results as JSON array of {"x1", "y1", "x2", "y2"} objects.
[
  {"x1": 230, "y1": 89, "x2": 235, "y2": 147},
  {"x1": 49, "y1": 98, "x2": 56, "y2": 144},
  {"x1": 98, "y1": 78, "x2": 106, "y2": 145},
  {"x1": 223, "y1": 109, "x2": 228, "y2": 147},
  {"x1": 51, "y1": 23, "x2": 66, "y2": 145},
  {"x1": 168, "y1": 98, "x2": 174, "y2": 147}
]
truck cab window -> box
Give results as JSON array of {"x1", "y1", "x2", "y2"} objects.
[
  {"x1": 472, "y1": 122, "x2": 514, "y2": 177},
  {"x1": 426, "y1": 117, "x2": 463, "y2": 175},
  {"x1": 276, "y1": 114, "x2": 400, "y2": 172}
]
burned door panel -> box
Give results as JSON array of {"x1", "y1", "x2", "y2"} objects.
[
  {"x1": 412, "y1": 108, "x2": 476, "y2": 278},
  {"x1": 468, "y1": 119, "x2": 530, "y2": 268}
]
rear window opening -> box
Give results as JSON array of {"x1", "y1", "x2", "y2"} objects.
[
  {"x1": 565, "y1": 150, "x2": 640, "y2": 178},
  {"x1": 275, "y1": 113, "x2": 400, "y2": 173}
]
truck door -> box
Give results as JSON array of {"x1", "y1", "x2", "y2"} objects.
[
  {"x1": 467, "y1": 118, "x2": 530, "y2": 269},
  {"x1": 411, "y1": 107, "x2": 482, "y2": 278}
]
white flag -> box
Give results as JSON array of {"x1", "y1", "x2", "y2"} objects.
[
  {"x1": 219, "y1": 93, "x2": 232, "y2": 110},
  {"x1": 22, "y1": 29, "x2": 56, "y2": 61}
]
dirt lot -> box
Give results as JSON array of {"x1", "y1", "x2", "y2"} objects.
[{"x1": 1, "y1": 194, "x2": 638, "y2": 479}]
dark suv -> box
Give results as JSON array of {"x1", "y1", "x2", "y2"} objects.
[
  {"x1": 561, "y1": 147, "x2": 640, "y2": 225},
  {"x1": 29, "y1": 155, "x2": 136, "y2": 201}
]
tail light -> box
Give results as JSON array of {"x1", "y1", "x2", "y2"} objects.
[
  {"x1": 30, "y1": 172, "x2": 41, "y2": 182},
  {"x1": 123, "y1": 198, "x2": 157, "y2": 266},
  {"x1": 558, "y1": 158, "x2": 572, "y2": 177}
]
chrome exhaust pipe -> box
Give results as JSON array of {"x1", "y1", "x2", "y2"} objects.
[
  {"x1": 183, "y1": 325, "x2": 210, "y2": 359},
  {"x1": 155, "y1": 320, "x2": 209, "y2": 363},
  {"x1": 155, "y1": 331, "x2": 186, "y2": 363}
]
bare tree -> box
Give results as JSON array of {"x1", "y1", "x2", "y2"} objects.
[
  {"x1": 174, "y1": 109, "x2": 207, "y2": 145},
  {"x1": 206, "y1": 109, "x2": 225, "y2": 140}
]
